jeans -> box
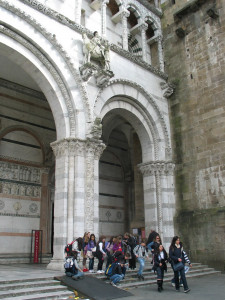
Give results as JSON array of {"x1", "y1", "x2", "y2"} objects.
[
  {"x1": 137, "y1": 258, "x2": 145, "y2": 276},
  {"x1": 72, "y1": 270, "x2": 84, "y2": 279},
  {"x1": 89, "y1": 257, "x2": 94, "y2": 270},
  {"x1": 110, "y1": 274, "x2": 124, "y2": 284},
  {"x1": 174, "y1": 267, "x2": 188, "y2": 290}
]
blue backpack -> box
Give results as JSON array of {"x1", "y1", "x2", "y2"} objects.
[{"x1": 105, "y1": 262, "x2": 116, "y2": 277}]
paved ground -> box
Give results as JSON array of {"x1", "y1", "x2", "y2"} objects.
[
  {"x1": 0, "y1": 264, "x2": 224, "y2": 299},
  {"x1": 116, "y1": 273, "x2": 225, "y2": 300}
]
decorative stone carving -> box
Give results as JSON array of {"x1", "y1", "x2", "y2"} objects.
[
  {"x1": 89, "y1": 117, "x2": 103, "y2": 139},
  {"x1": 160, "y1": 82, "x2": 174, "y2": 98},
  {"x1": 79, "y1": 63, "x2": 97, "y2": 81},
  {"x1": 95, "y1": 69, "x2": 114, "y2": 88},
  {"x1": 138, "y1": 161, "x2": 175, "y2": 176},
  {"x1": 82, "y1": 32, "x2": 111, "y2": 70},
  {"x1": 0, "y1": 200, "x2": 5, "y2": 210},
  {"x1": 13, "y1": 201, "x2": 22, "y2": 213},
  {"x1": 29, "y1": 202, "x2": 38, "y2": 213},
  {"x1": 51, "y1": 138, "x2": 106, "y2": 159},
  {"x1": 0, "y1": 162, "x2": 41, "y2": 184}
]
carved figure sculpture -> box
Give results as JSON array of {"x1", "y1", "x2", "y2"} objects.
[
  {"x1": 82, "y1": 31, "x2": 110, "y2": 70},
  {"x1": 90, "y1": 117, "x2": 102, "y2": 139}
]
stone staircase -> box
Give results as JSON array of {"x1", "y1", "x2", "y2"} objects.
[
  {"x1": 0, "y1": 262, "x2": 220, "y2": 299},
  {"x1": 0, "y1": 277, "x2": 74, "y2": 300},
  {"x1": 89, "y1": 262, "x2": 221, "y2": 289}
]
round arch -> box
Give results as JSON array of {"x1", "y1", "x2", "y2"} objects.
[
  {"x1": 94, "y1": 80, "x2": 171, "y2": 161},
  {"x1": 0, "y1": 125, "x2": 49, "y2": 164}
]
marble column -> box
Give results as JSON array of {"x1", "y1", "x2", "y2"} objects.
[
  {"x1": 101, "y1": 0, "x2": 109, "y2": 38},
  {"x1": 122, "y1": 10, "x2": 130, "y2": 51},
  {"x1": 75, "y1": 0, "x2": 82, "y2": 24},
  {"x1": 47, "y1": 139, "x2": 70, "y2": 271},
  {"x1": 138, "y1": 161, "x2": 175, "y2": 249},
  {"x1": 157, "y1": 35, "x2": 164, "y2": 72},
  {"x1": 141, "y1": 23, "x2": 148, "y2": 62}
]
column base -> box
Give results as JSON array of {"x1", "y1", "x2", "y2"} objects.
[{"x1": 47, "y1": 258, "x2": 65, "y2": 271}]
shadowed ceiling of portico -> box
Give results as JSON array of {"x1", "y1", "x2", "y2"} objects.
[{"x1": 0, "y1": 46, "x2": 41, "y2": 91}]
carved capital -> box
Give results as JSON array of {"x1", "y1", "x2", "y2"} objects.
[
  {"x1": 138, "y1": 161, "x2": 175, "y2": 176},
  {"x1": 51, "y1": 138, "x2": 106, "y2": 160}
]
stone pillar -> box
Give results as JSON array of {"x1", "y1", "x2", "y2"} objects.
[
  {"x1": 157, "y1": 35, "x2": 164, "y2": 72},
  {"x1": 101, "y1": 0, "x2": 109, "y2": 38},
  {"x1": 39, "y1": 168, "x2": 50, "y2": 253},
  {"x1": 141, "y1": 23, "x2": 148, "y2": 62},
  {"x1": 47, "y1": 139, "x2": 70, "y2": 270},
  {"x1": 154, "y1": 0, "x2": 159, "y2": 9},
  {"x1": 122, "y1": 10, "x2": 130, "y2": 51},
  {"x1": 75, "y1": 0, "x2": 82, "y2": 24},
  {"x1": 85, "y1": 139, "x2": 106, "y2": 236},
  {"x1": 47, "y1": 138, "x2": 105, "y2": 270},
  {"x1": 138, "y1": 161, "x2": 175, "y2": 248},
  {"x1": 138, "y1": 163, "x2": 157, "y2": 237}
]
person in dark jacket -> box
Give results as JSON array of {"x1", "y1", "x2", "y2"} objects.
[
  {"x1": 110, "y1": 258, "x2": 126, "y2": 287},
  {"x1": 123, "y1": 232, "x2": 136, "y2": 269},
  {"x1": 169, "y1": 236, "x2": 191, "y2": 293},
  {"x1": 147, "y1": 229, "x2": 159, "y2": 245},
  {"x1": 153, "y1": 244, "x2": 168, "y2": 292}
]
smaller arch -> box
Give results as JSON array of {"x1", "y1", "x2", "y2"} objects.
[
  {"x1": 94, "y1": 80, "x2": 171, "y2": 157},
  {"x1": 0, "y1": 126, "x2": 46, "y2": 164}
]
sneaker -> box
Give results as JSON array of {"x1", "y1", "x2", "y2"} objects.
[
  {"x1": 97, "y1": 270, "x2": 102, "y2": 274},
  {"x1": 101, "y1": 270, "x2": 105, "y2": 273},
  {"x1": 184, "y1": 289, "x2": 191, "y2": 293},
  {"x1": 140, "y1": 275, "x2": 145, "y2": 280},
  {"x1": 89, "y1": 269, "x2": 94, "y2": 273},
  {"x1": 111, "y1": 282, "x2": 117, "y2": 287},
  {"x1": 172, "y1": 283, "x2": 175, "y2": 287},
  {"x1": 83, "y1": 268, "x2": 88, "y2": 272},
  {"x1": 180, "y1": 283, "x2": 183, "y2": 287}
]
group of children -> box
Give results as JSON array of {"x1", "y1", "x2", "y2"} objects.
[{"x1": 64, "y1": 230, "x2": 192, "y2": 293}]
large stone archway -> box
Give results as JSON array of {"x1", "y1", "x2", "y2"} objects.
[{"x1": 94, "y1": 82, "x2": 175, "y2": 249}]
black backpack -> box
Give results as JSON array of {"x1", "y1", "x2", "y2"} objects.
[{"x1": 64, "y1": 240, "x2": 75, "y2": 256}]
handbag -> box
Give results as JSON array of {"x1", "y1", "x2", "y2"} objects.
[{"x1": 173, "y1": 261, "x2": 184, "y2": 272}]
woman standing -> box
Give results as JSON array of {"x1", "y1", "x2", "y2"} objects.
[
  {"x1": 169, "y1": 236, "x2": 191, "y2": 293},
  {"x1": 82, "y1": 232, "x2": 90, "y2": 272},
  {"x1": 153, "y1": 244, "x2": 168, "y2": 292},
  {"x1": 96, "y1": 236, "x2": 107, "y2": 273},
  {"x1": 106, "y1": 236, "x2": 115, "y2": 268},
  {"x1": 87, "y1": 233, "x2": 96, "y2": 273}
]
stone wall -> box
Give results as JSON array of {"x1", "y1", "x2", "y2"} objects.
[{"x1": 161, "y1": 0, "x2": 225, "y2": 271}]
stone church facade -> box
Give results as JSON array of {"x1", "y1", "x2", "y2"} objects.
[
  {"x1": 0, "y1": 0, "x2": 224, "y2": 271},
  {"x1": 0, "y1": 0, "x2": 175, "y2": 270}
]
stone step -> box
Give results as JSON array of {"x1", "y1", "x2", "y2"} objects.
[
  {"x1": 118, "y1": 270, "x2": 221, "y2": 289},
  {"x1": 0, "y1": 280, "x2": 60, "y2": 291},
  {"x1": 0, "y1": 277, "x2": 57, "y2": 285},
  {"x1": 1, "y1": 290, "x2": 74, "y2": 300},
  {"x1": 0, "y1": 284, "x2": 72, "y2": 299}
]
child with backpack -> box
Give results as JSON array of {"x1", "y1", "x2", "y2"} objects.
[
  {"x1": 64, "y1": 252, "x2": 84, "y2": 280},
  {"x1": 133, "y1": 238, "x2": 149, "y2": 280},
  {"x1": 109, "y1": 257, "x2": 126, "y2": 287}
]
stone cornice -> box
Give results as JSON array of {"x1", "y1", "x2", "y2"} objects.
[
  {"x1": 16, "y1": 0, "x2": 168, "y2": 80},
  {"x1": 138, "y1": 161, "x2": 175, "y2": 176},
  {"x1": 0, "y1": 78, "x2": 46, "y2": 101},
  {"x1": 137, "y1": 0, "x2": 163, "y2": 18}
]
